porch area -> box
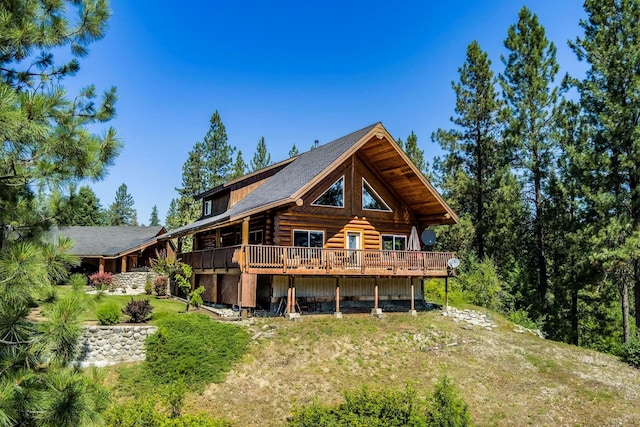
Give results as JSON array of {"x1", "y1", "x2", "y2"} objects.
[{"x1": 180, "y1": 245, "x2": 455, "y2": 277}]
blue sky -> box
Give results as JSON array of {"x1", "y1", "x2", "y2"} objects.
[{"x1": 71, "y1": 1, "x2": 587, "y2": 224}]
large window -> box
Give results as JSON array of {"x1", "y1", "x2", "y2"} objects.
[
  {"x1": 312, "y1": 176, "x2": 344, "y2": 208},
  {"x1": 293, "y1": 230, "x2": 324, "y2": 247},
  {"x1": 382, "y1": 234, "x2": 406, "y2": 251},
  {"x1": 362, "y1": 179, "x2": 391, "y2": 211}
]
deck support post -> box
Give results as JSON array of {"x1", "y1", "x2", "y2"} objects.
[
  {"x1": 99, "y1": 258, "x2": 105, "y2": 274},
  {"x1": 286, "y1": 276, "x2": 300, "y2": 320},
  {"x1": 409, "y1": 278, "x2": 417, "y2": 316},
  {"x1": 371, "y1": 276, "x2": 383, "y2": 317},
  {"x1": 334, "y1": 278, "x2": 342, "y2": 319}
]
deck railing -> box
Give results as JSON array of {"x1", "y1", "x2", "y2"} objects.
[
  {"x1": 180, "y1": 245, "x2": 455, "y2": 277},
  {"x1": 245, "y1": 245, "x2": 454, "y2": 276}
]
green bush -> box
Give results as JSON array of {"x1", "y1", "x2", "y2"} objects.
[
  {"x1": 457, "y1": 257, "x2": 503, "y2": 311},
  {"x1": 145, "y1": 278, "x2": 153, "y2": 295},
  {"x1": 423, "y1": 278, "x2": 466, "y2": 306},
  {"x1": 67, "y1": 273, "x2": 88, "y2": 289},
  {"x1": 123, "y1": 298, "x2": 153, "y2": 323},
  {"x1": 506, "y1": 309, "x2": 541, "y2": 330},
  {"x1": 622, "y1": 333, "x2": 640, "y2": 368},
  {"x1": 104, "y1": 400, "x2": 231, "y2": 427},
  {"x1": 144, "y1": 313, "x2": 250, "y2": 388},
  {"x1": 97, "y1": 302, "x2": 121, "y2": 325},
  {"x1": 289, "y1": 378, "x2": 472, "y2": 427},
  {"x1": 425, "y1": 376, "x2": 471, "y2": 427},
  {"x1": 289, "y1": 385, "x2": 424, "y2": 427}
]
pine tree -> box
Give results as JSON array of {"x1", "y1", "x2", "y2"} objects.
[
  {"x1": 0, "y1": 1, "x2": 116, "y2": 423},
  {"x1": 403, "y1": 131, "x2": 426, "y2": 174},
  {"x1": 149, "y1": 205, "x2": 160, "y2": 226},
  {"x1": 165, "y1": 199, "x2": 181, "y2": 231},
  {"x1": 230, "y1": 150, "x2": 247, "y2": 179},
  {"x1": 108, "y1": 183, "x2": 136, "y2": 226},
  {"x1": 432, "y1": 41, "x2": 505, "y2": 261},
  {"x1": 289, "y1": 144, "x2": 299, "y2": 157},
  {"x1": 51, "y1": 185, "x2": 105, "y2": 226},
  {"x1": 500, "y1": 6, "x2": 560, "y2": 318},
  {"x1": 250, "y1": 136, "x2": 272, "y2": 171},
  {"x1": 569, "y1": 0, "x2": 640, "y2": 342},
  {"x1": 202, "y1": 110, "x2": 234, "y2": 187}
]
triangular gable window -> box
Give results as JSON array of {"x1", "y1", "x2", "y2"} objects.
[
  {"x1": 312, "y1": 176, "x2": 344, "y2": 208},
  {"x1": 362, "y1": 178, "x2": 391, "y2": 211}
]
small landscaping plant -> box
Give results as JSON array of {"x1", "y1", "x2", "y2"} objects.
[
  {"x1": 122, "y1": 298, "x2": 153, "y2": 323},
  {"x1": 153, "y1": 275, "x2": 168, "y2": 296},
  {"x1": 104, "y1": 399, "x2": 231, "y2": 427},
  {"x1": 144, "y1": 278, "x2": 153, "y2": 295},
  {"x1": 97, "y1": 302, "x2": 121, "y2": 325},
  {"x1": 67, "y1": 273, "x2": 88, "y2": 289},
  {"x1": 89, "y1": 271, "x2": 114, "y2": 291},
  {"x1": 425, "y1": 376, "x2": 471, "y2": 427}
]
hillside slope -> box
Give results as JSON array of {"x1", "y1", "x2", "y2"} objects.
[{"x1": 189, "y1": 309, "x2": 640, "y2": 426}]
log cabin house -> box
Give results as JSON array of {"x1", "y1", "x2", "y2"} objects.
[{"x1": 163, "y1": 123, "x2": 458, "y2": 317}]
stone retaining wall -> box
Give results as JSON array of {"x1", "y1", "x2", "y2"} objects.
[
  {"x1": 111, "y1": 271, "x2": 158, "y2": 295},
  {"x1": 76, "y1": 325, "x2": 158, "y2": 367}
]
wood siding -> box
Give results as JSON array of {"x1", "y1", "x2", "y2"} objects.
[{"x1": 272, "y1": 276, "x2": 415, "y2": 299}]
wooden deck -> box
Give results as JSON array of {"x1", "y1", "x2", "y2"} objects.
[{"x1": 180, "y1": 245, "x2": 454, "y2": 277}]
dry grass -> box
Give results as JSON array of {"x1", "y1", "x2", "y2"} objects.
[
  {"x1": 139, "y1": 309, "x2": 640, "y2": 426},
  {"x1": 176, "y1": 312, "x2": 640, "y2": 426}
]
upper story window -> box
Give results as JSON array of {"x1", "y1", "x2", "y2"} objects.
[
  {"x1": 382, "y1": 234, "x2": 406, "y2": 251},
  {"x1": 362, "y1": 178, "x2": 391, "y2": 211},
  {"x1": 204, "y1": 200, "x2": 212, "y2": 216},
  {"x1": 293, "y1": 230, "x2": 324, "y2": 247},
  {"x1": 312, "y1": 176, "x2": 344, "y2": 208}
]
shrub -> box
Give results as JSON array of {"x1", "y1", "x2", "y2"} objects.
[
  {"x1": 144, "y1": 313, "x2": 250, "y2": 387},
  {"x1": 507, "y1": 309, "x2": 541, "y2": 330},
  {"x1": 154, "y1": 275, "x2": 168, "y2": 296},
  {"x1": 457, "y1": 257, "x2": 503, "y2": 311},
  {"x1": 425, "y1": 376, "x2": 471, "y2": 427},
  {"x1": 67, "y1": 273, "x2": 88, "y2": 289},
  {"x1": 289, "y1": 385, "x2": 425, "y2": 427},
  {"x1": 103, "y1": 400, "x2": 232, "y2": 427},
  {"x1": 122, "y1": 298, "x2": 153, "y2": 323},
  {"x1": 145, "y1": 278, "x2": 153, "y2": 295},
  {"x1": 89, "y1": 271, "x2": 114, "y2": 291},
  {"x1": 622, "y1": 333, "x2": 640, "y2": 368},
  {"x1": 97, "y1": 302, "x2": 121, "y2": 325}
]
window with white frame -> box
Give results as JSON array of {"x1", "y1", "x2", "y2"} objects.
[
  {"x1": 204, "y1": 200, "x2": 212, "y2": 216},
  {"x1": 293, "y1": 230, "x2": 324, "y2": 247},
  {"x1": 382, "y1": 234, "x2": 406, "y2": 251},
  {"x1": 362, "y1": 178, "x2": 391, "y2": 211},
  {"x1": 312, "y1": 176, "x2": 344, "y2": 208}
]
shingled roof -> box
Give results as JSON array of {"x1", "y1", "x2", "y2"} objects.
[
  {"x1": 164, "y1": 122, "x2": 458, "y2": 239},
  {"x1": 165, "y1": 123, "x2": 379, "y2": 238},
  {"x1": 51, "y1": 226, "x2": 166, "y2": 257}
]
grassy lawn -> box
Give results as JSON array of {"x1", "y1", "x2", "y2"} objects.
[{"x1": 55, "y1": 285, "x2": 189, "y2": 324}]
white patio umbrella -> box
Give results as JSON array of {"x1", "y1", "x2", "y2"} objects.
[{"x1": 408, "y1": 226, "x2": 421, "y2": 251}]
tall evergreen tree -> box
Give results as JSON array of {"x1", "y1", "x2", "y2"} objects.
[
  {"x1": 0, "y1": 1, "x2": 117, "y2": 423},
  {"x1": 433, "y1": 41, "x2": 505, "y2": 261},
  {"x1": 165, "y1": 198, "x2": 181, "y2": 231},
  {"x1": 149, "y1": 205, "x2": 160, "y2": 226},
  {"x1": 500, "y1": 6, "x2": 561, "y2": 318},
  {"x1": 403, "y1": 131, "x2": 426, "y2": 174},
  {"x1": 250, "y1": 136, "x2": 272, "y2": 171},
  {"x1": 289, "y1": 144, "x2": 299, "y2": 157},
  {"x1": 201, "y1": 110, "x2": 234, "y2": 187},
  {"x1": 108, "y1": 183, "x2": 136, "y2": 226},
  {"x1": 570, "y1": 0, "x2": 640, "y2": 342},
  {"x1": 51, "y1": 185, "x2": 106, "y2": 226},
  {"x1": 230, "y1": 150, "x2": 247, "y2": 179}
]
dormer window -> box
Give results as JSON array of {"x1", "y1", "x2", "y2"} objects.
[
  {"x1": 204, "y1": 200, "x2": 212, "y2": 216},
  {"x1": 362, "y1": 178, "x2": 391, "y2": 211},
  {"x1": 312, "y1": 176, "x2": 344, "y2": 208}
]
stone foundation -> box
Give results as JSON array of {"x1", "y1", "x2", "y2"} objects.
[
  {"x1": 75, "y1": 325, "x2": 158, "y2": 367},
  {"x1": 110, "y1": 271, "x2": 158, "y2": 295}
]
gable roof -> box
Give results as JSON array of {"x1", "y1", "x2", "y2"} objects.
[
  {"x1": 165, "y1": 122, "x2": 457, "y2": 239},
  {"x1": 50, "y1": 226, "x2": 167, "y2": 258}
]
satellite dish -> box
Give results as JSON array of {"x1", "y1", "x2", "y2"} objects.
[
  {"x1": 421, "y1": 228, "x2": 436, "y2": 246},
  {"x1": 447, "y1": 258, "x2": 460, "y2": 269}
]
